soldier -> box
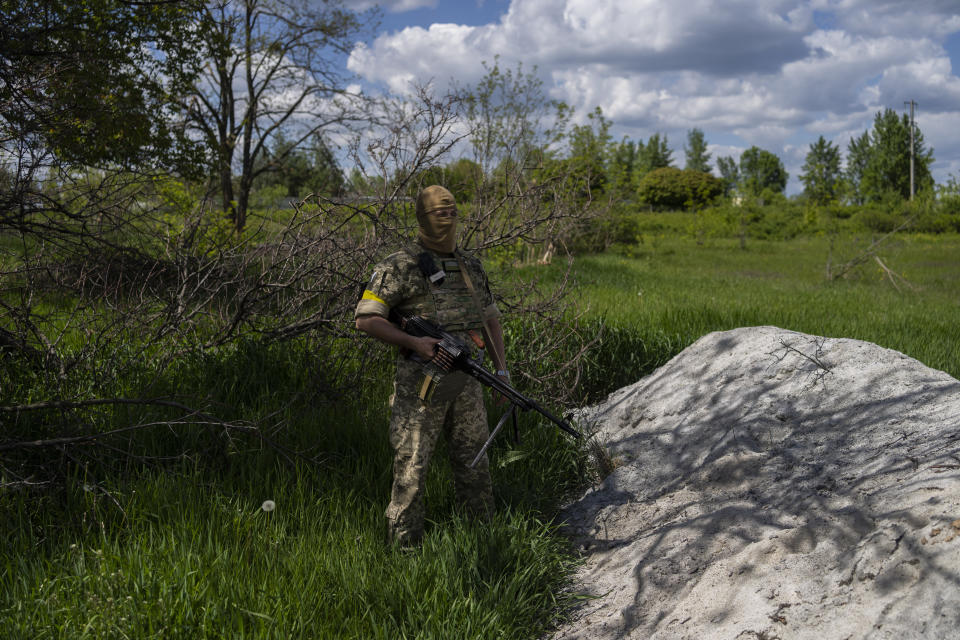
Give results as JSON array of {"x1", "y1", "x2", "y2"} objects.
[{"x1": 355, "y1": 185, "x2": 509, "y2": 548}]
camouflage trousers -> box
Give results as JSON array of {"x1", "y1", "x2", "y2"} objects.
[{"x1": 385, "y1": 357, "x2": 494, "y2": 547}]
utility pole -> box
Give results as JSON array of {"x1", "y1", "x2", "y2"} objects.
[{"x1": 905, "y1": 100, "x2": 917, "y2": 200}]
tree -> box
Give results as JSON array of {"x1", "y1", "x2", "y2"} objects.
[
  {"x1": 565, "y1": 106, "x2": 613, "y2": 198},
  {"x1": 442, "y1": 158, "x2": 484, "y2": 204},
  {"x1": 405, "y1": 157, "x2": 484, "y2": 205},
  {"x1": 0, "y1": 0, "x2": 208, "y2": 281},
  {"x1": 254, "y1": 133, "x2": 344, "y2": 198},
  {"x1": 0, "y1": 0, "x2": 204, "y2": 182},
  {"x1": 845, "y1": 130, "x2": 872, "y2": 205},
  {"x1": 638, "y1": 133, "x2": 673, "y2": 175},
  {"x1": 739, "y1": 146, "x2": 788, "y2": 196},
  {"x1": 463, "y1": 57, "x2": 567, "y2": 177},
  {"x1": 607, "y1": 138, "x2": 639, "y2": 199},
  {"x1": 457, "y1": 58, "x2": 584, "y2": 250},
  {"x1": 0, "y1": 0, "x2": 209, "y2": 390},
  {"x1": 179, "y1": 0, "x2": 373, "y2": 230},
  {"x1": 716, "y1": 156, "x2": 739, "y2": 196},
  {"x1": 800, "y1": 136, "x2": 841, "y2": 204},
  {"x1": 308, "y1": 136, "x2": 346, "y2": 198},
  {"x1": 684, "y1": 128, "x2": 712, "y2": 173},
  {"x1": 861, "y1": 108, "x2": 934, "y2": 202}
]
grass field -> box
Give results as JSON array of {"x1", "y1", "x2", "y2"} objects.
[
  {"x1": 1, "y1": 338, "x2": 588, "y2": 640},
  {"x1": 3, "y1": 231, "x2": 959, "y2": 639},
  {"x1": 525, "y1": 233, "x2": 960, "y2": 389}
]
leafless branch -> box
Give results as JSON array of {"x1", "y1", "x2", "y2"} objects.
[
  {"x1": 874, "y1": 255, "x2": 916, "y2": 292},
  {"x1": 828, "y1": 213, "x2": 916, "y2": 281},
  {"x1": 768, "y1": 337, "x2": 833, "y2": 388}
]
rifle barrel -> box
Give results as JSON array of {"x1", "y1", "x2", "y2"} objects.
[{"x1": 463, "y1": 360, "x2": 580, "y2": 439}]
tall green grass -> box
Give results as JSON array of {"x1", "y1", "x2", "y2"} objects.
[
  {"x1": 513, "y1": 234, "x2": 960, "y2": 405},
  {"x1": 2, "y1": 467, "x2": 578, "y2": 639},
  {"x1": 1, "y1": 337, "x2": 587, "y2": 639}
]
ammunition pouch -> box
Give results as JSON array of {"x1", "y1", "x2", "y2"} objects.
[
  {"x1": 415, "y1": 331, "x2": 482, "y2": 404},
  {"x1": 418, "y1": 365, "x2": 469, "y2": 404}
]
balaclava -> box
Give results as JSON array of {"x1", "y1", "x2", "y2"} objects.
[{"x1": 415, "y1": 185, "x2": 457, "y2": 254}]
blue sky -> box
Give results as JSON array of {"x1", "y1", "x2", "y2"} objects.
[
  {"x1": 344, "y1": 1, "x2": 960, "y2": 194},
  {"x1": 370, "y1": 0, "x2": 507, "y2": 31}
]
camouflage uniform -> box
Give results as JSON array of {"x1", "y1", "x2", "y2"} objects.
[{"x1": 355, "y1": 242, "x2": 500, "y2": 546}]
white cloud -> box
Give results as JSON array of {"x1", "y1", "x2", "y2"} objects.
[
  {"x1": 916, "y1": 110, "x2": 960, "y2": 185},
  {"x1": 778, "y1": 30, "x2": 929, "y2": 112},
  {"x1": 347, "y1": 0, "x2": 960, "y2": 193},
  {"x1": 874, "y1": 56, "x2": 960, "y2": 113},
  {"x1": 348, "y1": 22, "x2": 496, "y2": 94},
  {"x1": 350, "y1": 0, "x2": 816, "y2": 85},
  {"x1": 805, "y1": 109, "x2": 875, "y2": 136},
  {"x1": 821, "y1": 0, "x2": 960, "y2": 39}
]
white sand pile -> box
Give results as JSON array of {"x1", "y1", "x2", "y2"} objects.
[{"x1": 554, "y1": 326, "x2": 960, "y2": 640}]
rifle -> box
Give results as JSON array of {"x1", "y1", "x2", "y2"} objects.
[{"x1": 390, "y1": 312, "x2": 580, "y2": 466}]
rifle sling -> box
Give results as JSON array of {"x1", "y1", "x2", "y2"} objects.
[{"x1": 455, "y1": 253, "x2": 505, "y2": 372}]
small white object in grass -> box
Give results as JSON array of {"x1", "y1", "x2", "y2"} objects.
[{"x1": 261, "y1": 500, "x2": 276, "y2": 512}]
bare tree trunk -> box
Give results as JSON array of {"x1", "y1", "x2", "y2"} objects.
[
  {"x1": 236, "y1": 174, "x2": 251, "y2": 231},
  {"x1": 220, "y1": 150, "x2": 235, "y2": 220},
  {"x1": 235, "y1": 0, "x2": 256, "y2": 232}
]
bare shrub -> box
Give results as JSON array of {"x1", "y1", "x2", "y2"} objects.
[{"x1": 1, "y1": 80, "x2": 597, "y2": 479}]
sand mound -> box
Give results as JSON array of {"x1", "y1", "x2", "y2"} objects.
[{"x1": 554, "y1": 326, "x2": 960, "y2": 640}]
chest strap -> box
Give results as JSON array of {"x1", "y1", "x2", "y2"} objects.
[{"x1": 455, "y1": 252, "x2": 505, "y2": 367}]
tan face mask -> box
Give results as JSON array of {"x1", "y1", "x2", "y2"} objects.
[
  {"x1": 418, "y1": 211, "x2": 457, "y2": 254},
  {"x1": 416, "y1": 185, "x2": 458, "y2": 253}
]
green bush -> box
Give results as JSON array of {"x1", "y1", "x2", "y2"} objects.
[
  {"x1": 637, "y1": 168, "x2": 723, "y2": 210},
  {"x1": 936, "y1": 175, "x2": 960, "y2": 219},
  {"x1": 853, "y1": 205, "x2": 903, "y2": 233},
  {"x1": 633, "y1": 210, "x2": 691, "y2": 235},
  {"x1": 909, "y1": 211, "x2": 960, "y2": 234},
  {"x1": 685, "y1": 199, "x2": 808, "y2": 241},
  {"x1": 748, "y1": 202, "x2": 810, "y2": 240},
  {"x1": 563, "y1": 203, "x2": 642, "y2": 254}
]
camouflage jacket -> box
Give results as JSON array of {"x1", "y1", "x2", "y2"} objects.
[{"x1": 355, "y1": 242, "x2": 499, "y2": 332}]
